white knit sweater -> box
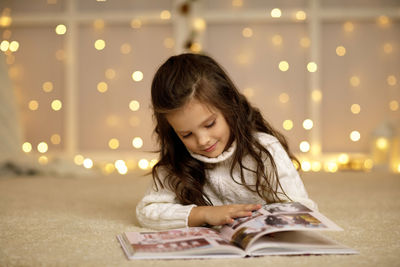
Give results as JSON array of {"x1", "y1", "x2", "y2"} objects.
[{"x1": 136, "y1": 132, "x2": 317, "y2": 230}]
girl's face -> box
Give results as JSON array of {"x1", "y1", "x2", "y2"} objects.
[{"x1": 166, "y1": 99, "x2": 231, "y2": 158}]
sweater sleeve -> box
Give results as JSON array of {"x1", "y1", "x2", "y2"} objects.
[
  {"x1": 136, "y1": 175, "x2": 196, "y2": 230},
  {"x1": 261, "y1": 134, "x2": 318, "y2": 211}
]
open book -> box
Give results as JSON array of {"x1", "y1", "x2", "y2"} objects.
[{"x1": 117, "y1": 202, "x2": 358, "y2": 259}]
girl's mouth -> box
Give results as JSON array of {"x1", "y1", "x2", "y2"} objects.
[{"x1": 204, "y1": 142, "x2": 218, "y2": 153}]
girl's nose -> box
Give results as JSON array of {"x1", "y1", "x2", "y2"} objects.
[{"x1": 197, "y1": 133, "x2": 210, "y2": 146}]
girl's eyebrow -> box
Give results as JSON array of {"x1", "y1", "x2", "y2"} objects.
[{"x1": 177, "y1": 114, "x2": 216, "y2": 134}]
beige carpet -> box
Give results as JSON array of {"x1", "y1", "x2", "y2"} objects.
[{"x1": 0, "y1": 170, "x2": 399, "y2": 266}]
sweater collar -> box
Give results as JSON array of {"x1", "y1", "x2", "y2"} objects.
[{"x1": 189, "y1": 140, "x2": 236, "y2": 163}]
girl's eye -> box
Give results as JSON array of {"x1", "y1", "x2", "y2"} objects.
[
  {"x1": 206, "y1": 120, "x2": 216, "y2": 128},
  {"x1": 182, "y1": 133, "x2": 192, "y2": 138}
]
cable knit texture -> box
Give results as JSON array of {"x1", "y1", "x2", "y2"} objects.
[{"x1": 136, "y1": 132, "x2": 317, "y2": 230}]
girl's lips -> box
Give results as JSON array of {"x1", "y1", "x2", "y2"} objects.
[{"x1": 204, "y1": 142, "x2": 218, "y2": 152}]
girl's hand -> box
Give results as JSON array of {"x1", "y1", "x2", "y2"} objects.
[{"x1": 188, "y1": 204, "x2": 262, "y2": 227}]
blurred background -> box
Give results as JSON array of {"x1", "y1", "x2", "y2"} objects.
[{"x1": 0, "y1": 0, "x2": 399, "y2": 176}]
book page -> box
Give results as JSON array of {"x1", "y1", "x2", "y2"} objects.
[
  {"x1": 122, "y1": 227, "x2": 244, "y2": 258},
  {"x1": 219, "y1": 202, "x2": 342, "y2": 250}
]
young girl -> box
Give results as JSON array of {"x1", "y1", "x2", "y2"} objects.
[{"x1": 136, "y1": 53, "x2": 317, "y2": 230}]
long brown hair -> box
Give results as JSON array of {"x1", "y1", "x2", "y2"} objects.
[{"x1": 151, "y1": 53, "x2": 297, "y2": 206}]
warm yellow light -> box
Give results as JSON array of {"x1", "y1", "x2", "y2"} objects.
[
  {"x1": 383, "y1": 43, "x2": 393, "y2": 54},
  {"x1": 0, "y1": 15, "x2": 12, "y2": 27},
  {"x1": 132, "y1": 71, "x2": 143, "y2": 82},
  {"x1": 117, "y1": 165, "x2": 128, "y2": 175},
  {"x1": 50, "y1": 134, "x2": 61, "y2": 145},
  {"x1": 299, "y1": 141, "x2": 310, "y2": 152},
  {"x1": 389, "y1": 100, "x2": 399, "y2": 111},
  {"x1": 115, "y1": 159, "x2": 126, "y2": 169},
  {"x1": 22, "y1": 142, "x2": 32, "y2": 153},
  {"x1": 270, "y1": 8, "x2": 282, "y2": 18},
  {"x1": 343, "y1": 21, "x2": 354, "y2": 32},
  {"x1": 376, "y1": 137, "x2": 389, "y2": 150},
  {"x1": 301, "y1": 161, "x2": 311, "y2": 172},
  {"x1": 307, "y1": 62, "x2": 318, "y2": 72},
  {"x1": 377, "y1": 15, "x2": 390, "y2": 27},
  {"x1": 126, "y1": 160, "x2": 137, "y2": 170},
  {"x1": 83, "y1": 158, "x2": 93, "y2": 169},
  {"x1": 93, "y1": 19, "x2": 105, "y2": 30},
  {"x1": 311, "y1": 90, "x2": 322, "y2": 102},
  {"x1": 272, "y1": 34, "x2": 282, "y2": 46},
  {"x1": 132, "y1": 137, "x2": 143, "y2": 149},
  {"x1": 105, "y1": 68, "x2": 116, "y2": 80},
  {"x1": 129, "y1": 116, "x2": 140, "y2": 127},
  {"x1": 120, "y1": 43, "x2": 131, "y2": 54},
  {"x1": 242, "y1": 27, "x2": 253, "y2": 38},
  {"x1": 38, "y1": 156, "x2": 49, "y2": 165},
  {"x1": 160, "y1": 10, "x2": 171, "y2": 20},
  {"x1": 108, "y1": 138, "x2": 120, "y2": 150},
  {"x1": 338, "y1": 153, "x2": 350, "y2": 164},
  {"x1": 300, "y1": 37, "x2": 310, "y2": 48},
  {"x1": 138, "y1": 159, "x2": 149, "y2": 170},
  {"x1": 42, "y1": 81, "x2": 53, "y2": 93},
  {"x1": 279, "y1": 61, "x2": 289, "y2": 72},
  {"x1": 149, "y1": 159, "x2": 158, "y2": 168},
  {"x1": 303, "y1": 119, "x2": 313, "y2": 130},
  {"x1": 94, "y1": 39, "x2": 106, "y2": 50},
  {"x1": 38, "y1": 155, "x2": 50, "y2": 166},
  {"x1": 283, "y1": 120, "x2": 293, "y2": 131},
  {"x1": 350, "y1": 76, "x2": 360, "y2": 87},
  {"x1": 295, "y1": 11, "x2": 306, "y2": 21},
  {"x1": 279, "y1": 93, "x2": 289, "y2": 103},
  {"x1": 97, "y1": 81, "x2": 108, "y2": 93},
  {"x1": 387, "y1": 75, "x2": 397, "y2": 86},
  {"x1": 311, "y1": 161, "x2": 321, "y2": 172},
  {"x1": 351, "y1": 104, "x2": 361, "y2": 114},
  {"x1": 55, "y1": 24, "x2": 67, "y2": 35},
  {"x1": 243, "y1": 88, "x2": 255, "y2": 99},
  {"x1": 292, "y1": 160, "x2": 300, "y2": 170},
  {"x1": 364, "y1": 159, "x2": 374, "y2": 170},
  {"x1": 336, "y1": 46, "x2": 346, "y2": 56},
  {"x1": 0, "y1": 40, "x2": 9, "y2": 52},
  {"x1": 129, "y1": 100, "x2": 140, "y2": 111},
  {"x1": 74, "y1": 154, "x2": 84, "y2": 165},
  {"x1": 193, "y1": 18, "x2": 206, "y2": 32},
  {"x1": 232, "y1": 0, "x2": 243, "y2": 7},
  {"x1": 325, "y1": 162, "x2": 338, "y2": 173},
  {"x1": 130, "y1": 19, "x2": 142, "y2": 29},
  {"x1": 9, "y1": 41, "x2": 19, "y2": 52},
  {"x1": 311, "y1": 143, "x2": 321, "y2": 155},
  {"x1": 190, "y1": 42, "x2": 202, "y2": 53},
  {"x1": 28, "y1": 100, "x2": 39, "y2": 111},
  {"x1": 104, "y1": 163, "x2": 115, "y2": 174},
  {"x1": 51, "y1": 99, "x2": 62, "y2": 111},
  {"x1": 164, "y1": 38, "x2": 175, "y2": 49},
  {"x1": 115, "y1": 160, "x2": 128, "y2": 175},
  {"x1": 37, "y1": 142, "x2": 48, "y2": 153},
  {"x1": 350, "y1": 131, "x2": 361, "y2": 142}
]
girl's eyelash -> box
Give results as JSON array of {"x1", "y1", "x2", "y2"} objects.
[
  {"x1": 206, "y1": 120, "x2": 216, "y2": 128},
  {"x1": 181, "y1": 120, "x2": 215, "y2": 138},
  {"x1": 182, "y1": 133, "x2": 191, "y2": 138}
]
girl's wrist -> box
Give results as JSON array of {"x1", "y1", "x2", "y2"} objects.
[{"x1": 188, "y1": 206, "x2": 208, "y2": 227}]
